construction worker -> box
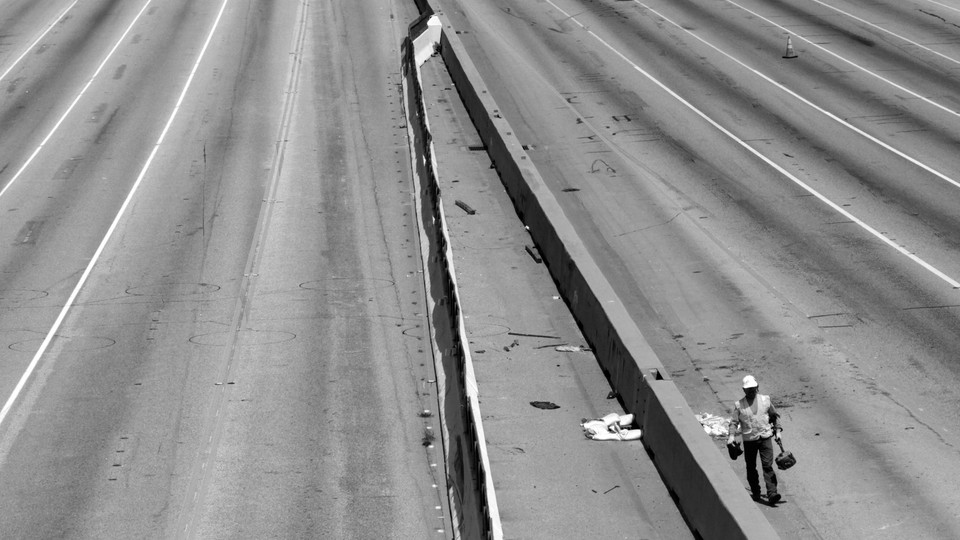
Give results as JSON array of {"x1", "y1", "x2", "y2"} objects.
[{"x1": 727, "y1": 375, "x2": 783, "y2": 504}]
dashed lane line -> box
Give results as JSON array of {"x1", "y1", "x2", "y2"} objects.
[
  {"x1": 0, "y1": 1, "x2": 80, "y2": 83},
  {"x1": 0, "y1": 0, "x2": 156, "y2": 428},
  {"x1": 0, "y1": 0, "x2": 230, "y2": 435},
  {"x1": 810, "y1": 0, "x2": 960, "y2": 67},
  {"x1": 0, "y1": 0, "x2": 150, "y2": 201},
  {"x1": 720, "y1": 0, "x2": 960, "y2": 120},
  {"x1": 635, "y1": 2, "x2": 960, "y2": 191},
  {"x1": 544, "y1": 0, "x2": 960, "y2": 288}
]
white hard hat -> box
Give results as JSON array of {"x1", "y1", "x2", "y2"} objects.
[{"x1": 742, "y1": 375, "x2": 758, "y2": 389}]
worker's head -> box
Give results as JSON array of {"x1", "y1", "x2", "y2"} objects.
[{"x1": 742, "y1": 375, "x2": 759, "y2": 397}]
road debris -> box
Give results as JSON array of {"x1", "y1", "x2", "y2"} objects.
[
  {"x1": 556, "y1": 345, "x2": 591, "y2": 352},
  {"x1": 508, "y1": 331, "x2": 561, "y2": 339},
  {"x1": 581, "y1": 413, "x2": 642, "y2": 441},
  {"x1": 530, "y1": 401, "x2": 560, "y2": 410},
  {"x1": 455, "y1": 199, "x2": 476, "y2": 215},
  {"x1": 695, "y1": 412, "x2": 730, "y2": 439}
]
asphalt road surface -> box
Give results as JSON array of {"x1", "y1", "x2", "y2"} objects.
[
  {"x1": 0, "y1": 0, "x2": 449, "y2": 537},
  {"x1": 435, "y1": 0, "x2": 960, "y2": 537}
]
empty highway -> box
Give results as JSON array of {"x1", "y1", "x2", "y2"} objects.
[{"x1": 0, "y1": 0, "x2": 448, "y2": 537}]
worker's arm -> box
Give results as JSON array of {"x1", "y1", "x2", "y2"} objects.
[
  {"x1": 726, "y1": 405, "x2": 740, "y2": 444},
  {"x1": 768, "y1": 401, "x2": 783, "y2": 440}
]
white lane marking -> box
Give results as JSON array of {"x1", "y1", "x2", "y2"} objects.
[
  {"x1": 0, "y1": 1, "x2": 152, "y2": 201},
  {"x1": 0, "y1": 0, "x2": 231, "y2": 428},
  {"x1": 721, "y1": 0, "x2": 960, "y2": 120},
  {"x1": 544, "y1": 0, "x2": 960, "y2": 288},
  {"x1": 810, "y1": 0, "x2": 960, "y2": 66},
  {"x1": 637, "y1": 3, "x2": 960, "y2": 190},
  {"x1": 922, "y1": 0, "x2": 960, "y2": 15},
  {"x1": 0, "y1": 1, "x2": 80, "y2": 83}
]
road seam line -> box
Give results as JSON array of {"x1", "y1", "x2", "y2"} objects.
[{"x1": 174, "y1": 0, "x2": 309, "y2": 536}]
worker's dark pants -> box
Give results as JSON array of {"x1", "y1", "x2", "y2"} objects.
[{"x1": 744, "y1": 437, "x2": 778, "y2": 496}]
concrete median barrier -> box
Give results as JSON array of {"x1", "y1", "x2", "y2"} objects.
[
  {"x1": 411, "y1": 2, "x2": 780, "y2": 538},
  {"x1": 403, "y1": 11, "x2": 502, "y2": 539}
]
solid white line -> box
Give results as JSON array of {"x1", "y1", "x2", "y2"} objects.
[
  {"x1": 722, "y1": 0, "x2": 960, "y2": 120},
  {"x1": 0, "y1": 1, "x2": 80, "y2": 83},
  {"x1": 0, "y1": 0, "x2": 152, "y2": 201},
  {"x1": 810, "y1": 0, "x2": 960, "y2": 67},
  {"x1": 0, "y1": 0, "x2": 232, "y2": 428},
  {"x1": 637, "y1": 2, "x2": 960, "y2": 190},
  {"x1": 922, "y1": 0, "x2": 960, "y2": 15},
  {"x1": 544, "y1": 0, "x2": 960, "y2": 288}
]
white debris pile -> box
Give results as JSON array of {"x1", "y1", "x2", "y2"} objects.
[
  {"x1": 555, "y1": 345, "x2": 591, "y2": 352},
  {"x1": 581, "y1": 413, "x2": 642, "y2": 441},
  {"x1": 696, "y1": 412, "x2": 730, "y2": 440}
]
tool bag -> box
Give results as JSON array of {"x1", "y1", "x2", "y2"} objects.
[{"x1": 775, "y1": 438, "x2": 797, "y2": 470}]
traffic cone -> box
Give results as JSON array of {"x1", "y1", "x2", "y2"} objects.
[{"x1": 783, "y1": 35, "x2": 798, "y2": 59}]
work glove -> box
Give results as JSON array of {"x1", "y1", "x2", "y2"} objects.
[{"x1": 774, "y1": 428, "x2": 782, "y2": 442}]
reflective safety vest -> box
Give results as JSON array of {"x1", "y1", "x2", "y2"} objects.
[{"x1": 732, "y1": 394, "x2": 774, "y2": 441}]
